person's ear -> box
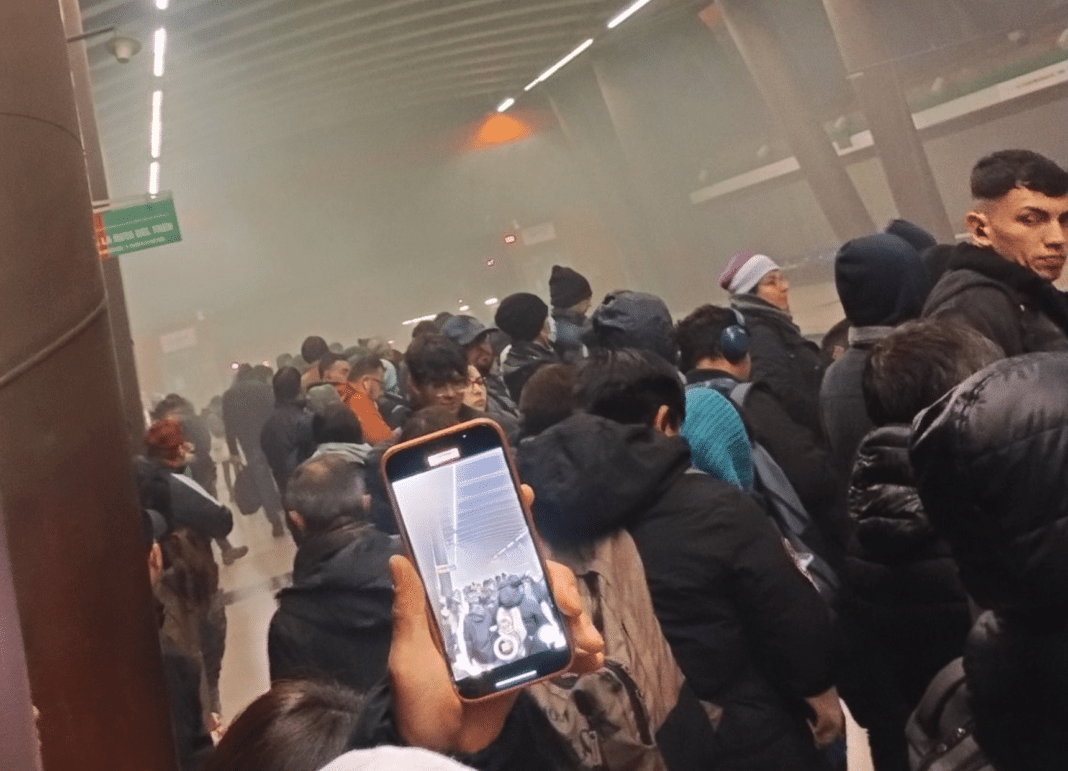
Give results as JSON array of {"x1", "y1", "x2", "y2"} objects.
[
  {"x1": 966, "y1": 210, "x2": 992, "y2": 246},
  {"x1": 287, "y1": 511, "x2": 305, "y2": 533},
  {"x1": 652, "y1": 405, "x2": 678, "y2": 436},
  {"x1": 148, "y1": 543, "x2": 164, "y2": 586}
]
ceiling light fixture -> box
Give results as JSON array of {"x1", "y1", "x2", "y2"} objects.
[
  {"x1": 148, "y1": 161, "x2": 160, "y2": 195},
  {"x1": 153, "y1": 28, "x2": 166, "y2": 76},
  {"x1": 496, "y1": 97, "x2": 515, "y2": 113},
  {"x1": 523, "y1": 78, "x2": 539, "y2": 92},
  {"x1": 484, "y1": 297, "x2": 499, "y2": 306},
  {"x1": 150, "y1": 90, "x2": 162, "y2": 158},
  {"x1": 401, "y1": 314, "x2": 438, "y2": 326},
  {"x1": 530, "y1": 38, "x2": 594, "y2": 89},
  {"x1": 607, "y1": 0, "x2": 654, "y2": 29},
  {"x1": 155, "y1": 0, "x2": 169, "y2": 8}
]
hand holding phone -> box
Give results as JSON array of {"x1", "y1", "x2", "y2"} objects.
[
  {"x1": 383, "y1": 420, "x2": 584, "y2": 701},
  {"x1": 388, "y1": 544, "x2": 604, "y2": 754}
]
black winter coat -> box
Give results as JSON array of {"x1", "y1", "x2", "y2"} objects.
[
  {"x1": 520, "y1": 414, "x2": 835, "y2": 771},
  {"x1": 222, "y1": 379, "x2": 274, "y2": 455},
  {"x1": 836, "y1": 426, "x2": 970, "y2": 756},
  {"x1": 922, "y1": 242, "x2": 1068, "y2": 357},
  {"x1": 500, "y1": 340, "x2": 559, "y2": 402},
  {"x1": 167, "y1": 472, "x2": 233, "y2": 540},
  {"x1": 259, "y1": 399, "x2": 314, "y2": 494},
  {"x1": 269, "y1": 522, "x2": 397, "y2": 693},
  {"x1": 730, "y1": 294, "x2": 828, "y2": 437}
]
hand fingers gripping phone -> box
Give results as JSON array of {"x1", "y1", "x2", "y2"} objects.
[{"x1": 382, "y1": 418, "x2": 573, "y2": 700}]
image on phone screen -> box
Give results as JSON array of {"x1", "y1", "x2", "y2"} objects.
[{"x1": 390, "y1": 442, "x2": 570, "y2": 695}]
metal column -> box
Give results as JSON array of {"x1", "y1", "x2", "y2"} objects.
[
  {"x1": 822, "y1": 0, "x2": 956, "y2": 242},
  {"x1": 0, "y1": 0, "x2": 178, "y2": 768},
  {"x1": 713, "y1": 0, "x2": 877, "y2": 241}
]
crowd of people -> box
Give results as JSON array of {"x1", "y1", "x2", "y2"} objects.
[{"x1": 133, "y1": 149, "x2": 1068, "y2": 771}]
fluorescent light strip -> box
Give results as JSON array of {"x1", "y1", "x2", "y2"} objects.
[
  {"x1": 532, "y1": 38, "x2": 593, "y2": 87},
  {"x1": 523, "y1": 78, "x2": 539, "y2": 92},
  {"x1": 153, "y1": 27, "x2": 166, "y2": 76},
  {"x1": 150, "y1": 90, "x2": 162, "y2": 158},
  {"x1": 607, "y1": 0, "x2": 654, "y2": 29},
  {"x1": 496, "y1": 97, "x2": 515, "y2": 113},
  {"x1": 148, "y1": 161, "x2": 160, "y2": 195}
]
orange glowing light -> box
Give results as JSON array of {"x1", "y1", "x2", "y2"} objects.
[{"x1": 469, "y1": 113, "x2": 534, "y2": 150}]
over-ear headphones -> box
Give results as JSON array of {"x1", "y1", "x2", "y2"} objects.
[{"x1": 720, "y1": 309, "x2": 749, "y2": 364}]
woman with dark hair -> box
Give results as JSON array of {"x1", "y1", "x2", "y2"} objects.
[{"x1": 203, "y1": 680, "x2": 365, "y2": 771}]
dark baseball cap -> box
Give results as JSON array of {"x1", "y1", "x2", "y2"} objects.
[{"x1": 440, "y1": 315, "x2": 497, "y2": 347}]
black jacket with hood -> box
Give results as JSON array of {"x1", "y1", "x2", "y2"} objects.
[
  {"x1": 730, "y1": 294, "x2": 827, "y2": 438},
  {"x1": 501, "y1": 340, "x2": 559, "y2": 402},
  {"x1": 520, "y1": 413, "x2": 835, "y2": 771},
  {"x1": 922, "y1": 242, "x2": 1068, "y2": 357},
  {"x1": 268, "y1": 521, "x2": 397, "y2": 692}
]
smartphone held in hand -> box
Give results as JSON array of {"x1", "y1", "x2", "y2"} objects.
[{"x1": 382, "y1": 419, "x2": 573, "y2": 700}]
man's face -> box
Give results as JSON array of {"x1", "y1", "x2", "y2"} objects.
[
  {"x1": 466, "y1": 335, "x2": 494, "y2": 375},
  {"x1": 412, "y1": 372, "x2": 467, "y2": 415},
  {"x1": 968, "y1": 186, "x2": 1068, "y2": 282},
  {"x1": 323, "y1": 360, "x2": 350, "y2": 384},
  {"x1": 358, "y1": 369, "x2": 385, "y2": 401}
]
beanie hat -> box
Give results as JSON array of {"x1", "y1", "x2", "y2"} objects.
[
  {"x1": 885, "y1": 218, "x2": 937, "y2": 253},
  {"x1": 494, "y1": 292, "x2": 549, "y2": 342},
  {"x1": 682, "y1": 387, "x2": 754, "y2": 490},
  {"x1": 586, "y1": 290, "x2": 678, "y2": 365},
  {"x1": 145, "y1": 417, "x2": 185, "y2": 463},
  {"x1": 549, "y1": 265, "x2": 592, "y2": 309},
  {"x1": 835, "y1": 233, "x2": 930, "y2": 327},
  {"x1": 718, "y1": 251, "x2": 780, "y2": 294}
]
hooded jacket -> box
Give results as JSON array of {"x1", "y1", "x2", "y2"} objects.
[
  {"x1": 922, "y1": 242, "x2": 1068, "y2": 357},
  {"x1": 520, "y1": 413, "x2": 835, "y2": 771},
  {"x1": 730, "y1": 294, "x2": 827, "y2": 437},
  {"x1": 822, "y1": 233, "x2": 930, "y2": 474},
  {"x1": 268, "y1": 521, "x2": 397, "y2": 692}
]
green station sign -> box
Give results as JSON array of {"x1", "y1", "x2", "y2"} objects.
[{"x1": 94, "y1": 193, "x2": 182, "y2": 258}]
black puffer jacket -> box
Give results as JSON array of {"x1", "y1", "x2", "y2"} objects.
[
  {"x1": 268, "y1": 521, "x2": 397, "y2": 692},
  {"x1": 911, "y1": 351, "x2": 1068, "y2": 622},
  {"x1": 520, "y1": 414, "x2": 834, "y2": 771},
  {"x1": 837, "y1": 426, "x2": 970, "y2": 753},
  {"x1": 730, "y1": 294, "x2": 828, "y2": 437},
  {"x1": 922, "y1": 243, "x2": 1068, "y2": 357}
]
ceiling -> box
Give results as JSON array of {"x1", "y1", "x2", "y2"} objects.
[{"x1": 75, "y1": 0, "x2": 674, "y2": 195}]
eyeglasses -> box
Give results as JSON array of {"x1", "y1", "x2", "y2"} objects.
[{"x1": 468, "y1": 376, "x2": 486, "y2": 388}]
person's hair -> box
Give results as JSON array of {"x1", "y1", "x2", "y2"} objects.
[
  {"x1": 970, "y1": 149, "x2": 1068, "y2": 201},
  {"x1": 252, "y1": 364, "x2": 274, "y2": 383},
  {"x1": 398, "y1": 406, "x2": 461, "y2": 443},
  {"x1": 202, "y1": 679, "x2": 365, "y2": 771},
  {"x1": 150, "y1": 393, "x2": 194, "y2": 421},
  {"x1": 863, "y1": 320, "x2": 1003, "y2": 426},
  {"x1": 348, "y1": 354, "x2": 385, "y2": 382},
  {"x1": 411, "y1": 320, "x2": 438, "y2": 340},
  {"x1": 519, "y1": 364, "x2": 577, "y2": 437},
  {"x1": 312, "y1": 403, "x2": 364, "y2": 445},
  {"x1": 317, "y1": 352, "x2": 347, "y2": 377},
  {"x1": 276, "y1": 353, "x2": 295, "y2": 370},
  {"x1": 404, "y1": 335, "x2": 467, "y2": 387},
  {"x1": 576, "y1": 348, "x2": 685, "y2": 429},
  {"x1": 301, "y1": 336, "x2": 329, "y2": 365},
  {"x1": 234, "y1": 363, "x2": 254, "y2": 382},
  {"x1": 283, "y1": 454, "x2": 367, "y2": 532},
  {"x1": 676, "y1": 304, "x2": 739, "y2": 372},
  {"x1": 273, "y1": 366, "x2": 302, "y2": 402}
]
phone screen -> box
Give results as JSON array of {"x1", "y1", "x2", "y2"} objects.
[{"x1": 386, "y1": 424, "x2": 572, "y2": 698}]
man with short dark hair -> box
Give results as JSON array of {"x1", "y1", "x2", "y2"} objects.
[
  {"x1": 520, "y1": 348, "x2": 842, "y2": 771},
  {"x1": 386, "y1": 335, "x2": 482, "y2": 428},
  {"x1": 337, "y1": 355, "x2": 393, "y2": 445},
  {"x1": 494, "y1": 293, "x2": 560, "y2": 402},
  {"x1": 299, "y1": 336, "x2": 329, "y2": 392},
  {"x1": 268, "y1": 454, "x2": 397, "y2": 693},
  {"x1": 923, "y1": 149, "x2": 1068, "y2": 355},
  {"x1": 259, "y1": 366, "x2": 314, "y2": 496}
]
